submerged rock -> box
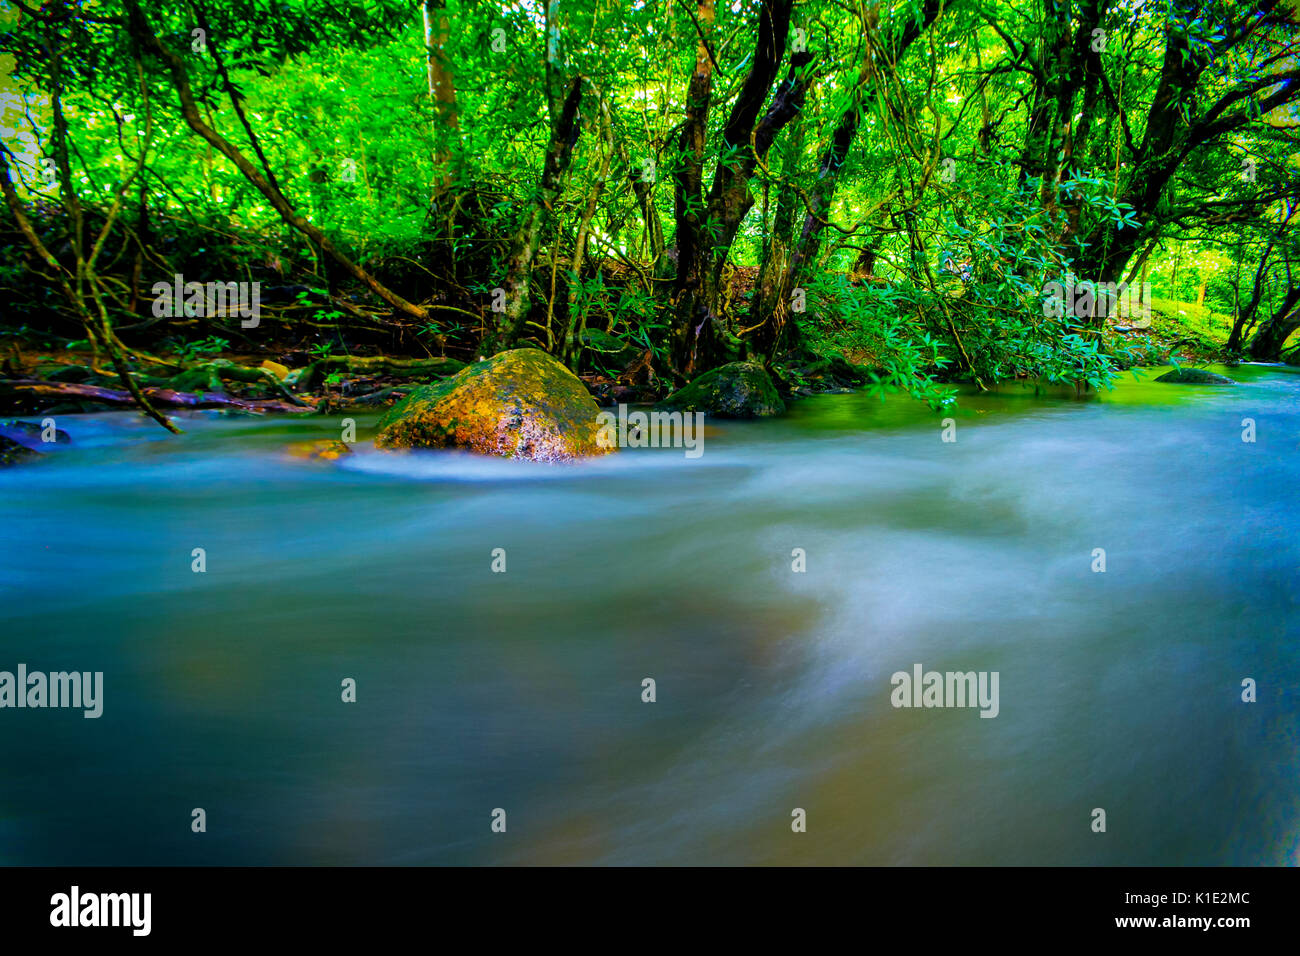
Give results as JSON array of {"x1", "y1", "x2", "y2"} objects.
[
  {"x1": 285, "y1": 440, "x2": 352, "y2": 461},
  {"x1": 375, "y1": 348, "x2": 612, "y2": 462},
  {"x1": 657, "y1": 362, "x2": 786, "y2": 418},
  {"x1": 1155, "y1": 367, "x2": 1236, "y2": 385},
  {"x1": 0, "y1": 435, "x2": 41, "y2": 467}
]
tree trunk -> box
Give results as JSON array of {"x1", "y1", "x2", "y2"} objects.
[
  {"x1": 670, "y1": 0, "x2": 718, "y2": 375},
  {"x1": 1228, "y1": 212, "x2": 1294, "y2": 351},
  {"x1": 562, "y1": 92, "x2": 615, "y2": 366},
  {"x1": 747, "y1": 117, "x2": 805, "y2": 357},
  {"x1": 672, "y1": 0, "x2": 812, "y2": 377},
  {"x1": 777, "y1": 0, "x2": 942, "y2": 346},
  {"x1": 494, "y1": 76, "x2": 584, "y2": 352},
  {"x1": 1247, "y1": 287, "x2": 1300, "y2": 360},
  {"x1": 423, "y1": 0, "x2": 460, "y2": 196}
]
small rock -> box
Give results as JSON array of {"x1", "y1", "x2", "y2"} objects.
[
  {"x1": 42, "y1": 365, "x2": 93, "y2": 383},
  {"x1": 0, "y1": 435, "x2": 41, "y2": 467}
]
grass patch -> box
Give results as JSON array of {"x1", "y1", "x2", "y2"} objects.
[{"x1": 1148, "y1": 296, "x2": 1233, "y2": 349}]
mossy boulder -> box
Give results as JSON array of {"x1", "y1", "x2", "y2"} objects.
[
  {"x1": 375, "y1": 348, "x2": 613, "y2": 462},
  {"x1": 1155, "y1": 367, "x2": 1236, "y2": 385},
  {"x1": 657, "y1": 362, "x2": 786, "y2": 418}
]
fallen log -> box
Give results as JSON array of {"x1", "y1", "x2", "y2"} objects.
[
  {"x1": 135, "y1": 360, "x2": 310, "y2": 406},
  {"x1": 285, "y1": 355, "x2": 465, "y2": 391},
  {"x1": 1, "y1": 379, "x2": 316, "y2": 414},
  {"x1": 315, "y1": 355, "x2": 466, "y2": 373}
]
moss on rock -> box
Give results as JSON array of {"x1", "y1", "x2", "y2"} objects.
[
  {"x1": 656, "y1": 362, "x2": 786, "y2": 418},
  {"x1": 1155, "y1": 367, "x2": 1236, "y2": 385},
  {"x1": 0, "y1": 435, "x2": 41, "y2": 468},
  {"x1": 375, "y1": 348, "x2": 613, "y2": 462},
  {"x1": 285, "y1": 440, "x2": 352, "y2": 461}
]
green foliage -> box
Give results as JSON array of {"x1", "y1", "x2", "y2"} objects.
[
  {"x1": 1149, "y1": 296, "x2": 1234, "y2": 350},
  {"x1": 803, "y1": 273, "x2": 955, "y2": 410},
  {"x1": 172, "y1": 335, "x2": 230, "y2": 361},
  {"x1": 2, "y1": 0, "x2": 1295, "y2": 405}
]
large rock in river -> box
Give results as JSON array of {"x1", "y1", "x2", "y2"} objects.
[
  {"x1": 375, "y1": 348, "x2": 612, "y2": 462},
  {"x1": 1155, "y1": 367, "x2": 1236, "y2": 385},
  {"x1": 657, "y1": 362, "x2": 786, "y2": 418}
]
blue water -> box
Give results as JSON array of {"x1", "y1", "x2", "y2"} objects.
[{"x1": 1, "y1": 364, "x2": 1297, "y2": 864}]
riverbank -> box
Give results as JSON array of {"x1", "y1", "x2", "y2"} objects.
[{"x1": 0, "y1": 300, "x2": 1263, "y2": 424}]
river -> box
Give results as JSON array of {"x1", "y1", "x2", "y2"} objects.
[{"x1": 1, "y1": 363, "x2": 1297, "y2": 864}]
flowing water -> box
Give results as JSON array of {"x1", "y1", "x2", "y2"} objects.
[{"x1": 1, "y1": 364, "x2": 1297, "y2": 865}]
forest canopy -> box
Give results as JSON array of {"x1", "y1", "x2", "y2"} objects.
[{"x1": 1, "y1": 0, "x2": 1298, "y2": 424}]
